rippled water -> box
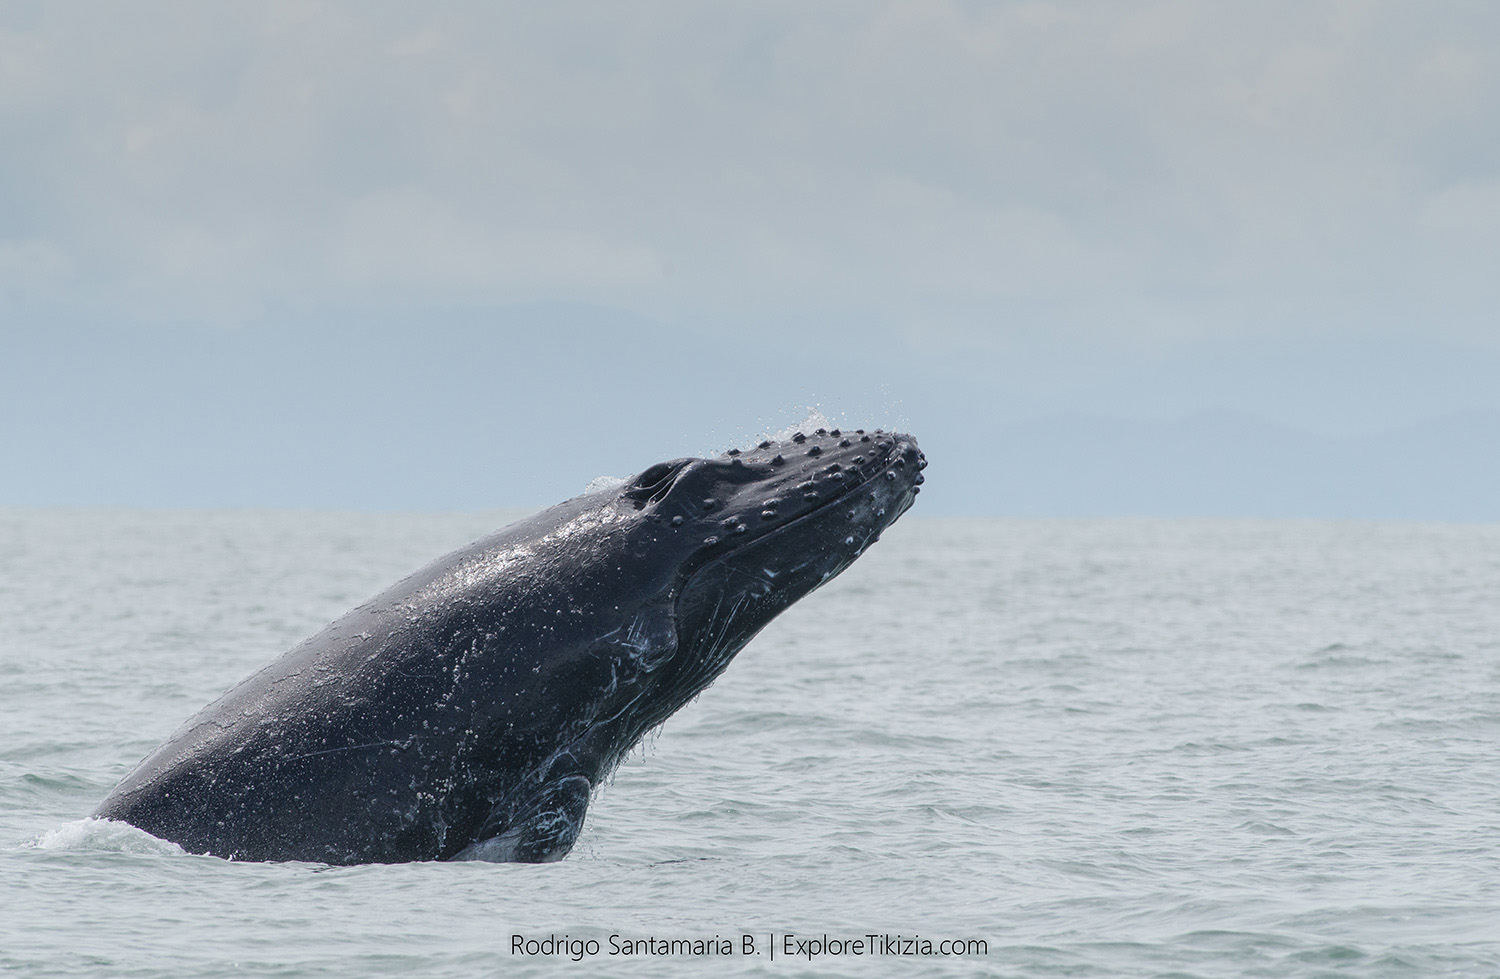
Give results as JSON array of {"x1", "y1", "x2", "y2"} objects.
[{"x1": 3, "y1": 509, "x2": 1500, "y2": 977}]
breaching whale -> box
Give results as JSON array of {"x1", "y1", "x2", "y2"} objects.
[{"x1": 94, "y1": 428, "x2": 925, "y2": 864}]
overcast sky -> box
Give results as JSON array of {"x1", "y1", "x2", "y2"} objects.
[{"x1": 4, "y1": 2, "x2": 1500, "y2": 514}]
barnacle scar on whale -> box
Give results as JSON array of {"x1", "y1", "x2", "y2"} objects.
[{"x1": 94, "y1": 428, "x2": 926, "y2": 864}]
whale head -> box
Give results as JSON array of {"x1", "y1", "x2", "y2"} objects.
[{"x1": 598, "y1": 427, "x2": 926, "y2": 714}]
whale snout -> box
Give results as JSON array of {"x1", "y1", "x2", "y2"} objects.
[{"x1": 616, "y1": 428, "x2": 923, "y2": 550}]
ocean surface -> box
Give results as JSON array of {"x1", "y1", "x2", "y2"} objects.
[{"x1": 3, "y1": 508, "x2": 1500, "y2": 978}]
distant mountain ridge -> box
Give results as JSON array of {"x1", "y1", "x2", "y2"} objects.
[{"x1": 965, "y1": 410, "x2": 1500, "y2": 521}]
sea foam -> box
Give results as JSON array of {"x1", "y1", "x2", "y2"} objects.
[{"x1": 30, "y1": 818, "x2": 185, "y2": 857}]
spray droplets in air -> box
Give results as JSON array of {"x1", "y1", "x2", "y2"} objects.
[
  {"x1": 766, "y1": 408, "x2": 836, "y2": 445},
  {"x1": 583, "y1": 474, "x2": 628, "y2": 495}
]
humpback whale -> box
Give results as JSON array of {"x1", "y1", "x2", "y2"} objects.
[{"x1": 94, "y1": 428, "x2": 925, "y2": 864}]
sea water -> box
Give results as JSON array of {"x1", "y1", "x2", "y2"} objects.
[{"x1": 3, "y1": 508, "x2": 1500, "y2": 978}]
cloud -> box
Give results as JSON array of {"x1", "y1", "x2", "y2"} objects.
[
  {"x1": 0, "y1": 237, "x2": 69, "y2": 304},
  {"x1": 1, "y1": 1, "x2": 1498, "y2": 346},
  {"x1": 333, "y1": 188, "x2": 665, "y2": 299}
]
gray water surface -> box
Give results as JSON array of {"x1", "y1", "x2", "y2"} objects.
[{"x1": 3, "y1": 509, "x2": 1500, "y2": 977}]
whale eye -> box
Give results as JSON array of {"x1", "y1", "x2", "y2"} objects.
[
  {"x1": 636, "y1": 462, "x2": 674, "y2": 486},
  {"x1": 625, "y1": 460, "x2": 691, "y2": 508}
]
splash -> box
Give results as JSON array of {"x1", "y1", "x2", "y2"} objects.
[
  {"x1": 700, "y1": 406, "x2": 852, "y2": 458},
  {"x1": 29, "y1": 818, "x2": 186, "y2": 856},
  {"x1": 765, "y1": 407, "x2": 836, "y2": 445},
  {"x1": 584, "y1": 474, "x2": 628, "y2": 495}
]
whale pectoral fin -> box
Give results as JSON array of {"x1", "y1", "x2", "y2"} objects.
[{"x1": 450, "y1": 775, "x2": 592, "y2": 864}]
